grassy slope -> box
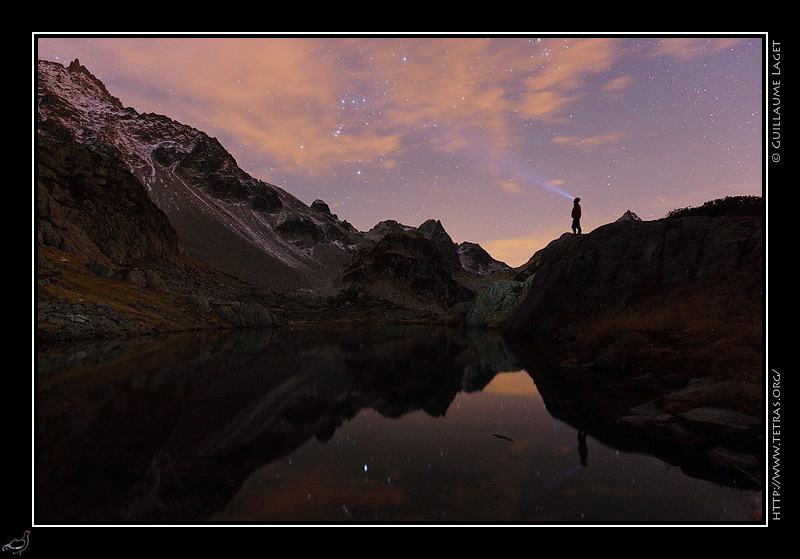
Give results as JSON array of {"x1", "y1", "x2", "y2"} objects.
[
  {"x1": 36, "y1": 246, "x2": 228, "y2": 339},
  {"x1": 571, "y1": 278, "x2": 763, "y2": 416}
]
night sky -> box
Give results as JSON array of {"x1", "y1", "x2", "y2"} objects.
[{"x1": 35, "y1": 34, "x2": 764, "y2": 266}]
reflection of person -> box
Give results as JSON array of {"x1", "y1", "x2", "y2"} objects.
[
  {"x1": 571, "y1": 198, "x2": 582, "y2": 235},
  {"x1": 577, "y1": 429, "x2": 588, "y2": 467}
]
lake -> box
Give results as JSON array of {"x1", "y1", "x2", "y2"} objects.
[{"x1": 35, "y1": 325, "x2": 762, "y2": 525}]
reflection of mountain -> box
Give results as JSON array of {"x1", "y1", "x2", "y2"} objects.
[
  {"x1": 511, "y1": 342, "x2": 762, "y2": 491},
  {"x1": 36, "y1": 326, "x2": 520, "y2": 523}
]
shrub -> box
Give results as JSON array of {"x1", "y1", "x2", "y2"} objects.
[
  {"x1": 665, "y1": 196, "x2": 763, "y2": 219},
  {"x1": 573, "y1": 281, "x2": 762, "y2": 386}
]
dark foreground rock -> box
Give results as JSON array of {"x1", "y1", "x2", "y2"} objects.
[
  {"x1": 510, "y1": 340, "x2": 763, "y2": 490},
  {"x1": 617, "y1": 401, "x2": 762, "y2": 486},
  {"x1": 502, "y1": 210, "x2": 762, "y2": 340}
]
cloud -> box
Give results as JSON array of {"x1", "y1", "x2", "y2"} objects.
[
  {"x1": 50, "y1": 37, "x2": 401, "y2": 175},
  {"x1": 498, "y1": 179, "x2": 524, "y2": 195},
  {"x1": 653, "y1": 37, "x2": 750, "y2": 60},
  {"x1": 518, "y1": 89, "x2": 574, "y2": 120},
  {"x1": 603, "y1": 75, "x2": 633, "y2": 91},
  {"x1": 551, "y1": 131, "x2": 626, "y2": 151},
  {"x1": 47, "y1": 35, "x2": 759, "y2": 210},
  {"x1": 39, "y1": 36, "x2": 632, "y2": 180},
  {"x1": 520, "y1": 38, "x2": 620, "y2": 121}
]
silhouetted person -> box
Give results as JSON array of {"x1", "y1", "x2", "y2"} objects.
[
  {"x1": 571, "y1": 198, "x2": 582, "y2": 235},
  {"x1": 577, "y1": 429, "x2": 588, "y2": 467}
]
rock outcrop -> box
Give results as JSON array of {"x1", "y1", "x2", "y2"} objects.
[
  {"x1": 36, "y1": 134, "x2": 277, "y2": 340},
  {"x1": 340, "y1": 230, "x2": 475, "y2": 312},
  {"x1": 502, "y1": 209, "x2": 762, "y2": 339},
  {"x1": 37, "y1": 135, "x2": 189, "y2": 273},
  {"x1": 451, "y1": 277, "x2": 534, "y2": 328}
]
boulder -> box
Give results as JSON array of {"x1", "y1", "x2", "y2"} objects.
[
  {"x1": 213, "y1": 301, "x2": 276, "y2": 327},
  {"x1": 463, "y1": 277, "x2": 533, "y2": 328}
]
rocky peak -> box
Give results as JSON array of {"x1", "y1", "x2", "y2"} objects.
[
  {"x1": 364, "y1": 220, "x2": 412, "y2": 242},
  {"x1": 416, "y1": 219, "x2": 462, "y2": 272},
  {"x1": 616, "y1": 209, "x2": 642, "y2": 221},
  {"x1": 417, "y1": 218, "x2": 449, "y2": 239},
  {"x1": 65, "y1": 58, "x2": 125, "y2": 110},
  {"x1": 341, "y1": 229, "x2": 474, "y2": 311},
  {"x1": 38, "y1": 59, "x2": 127, "y2": 132},
  {"x1": 310, "y1": 199, "x2": 334, "y2": 217},
  {"x1": 457, "y1": 242, "x2": 511, "y2": 274}
]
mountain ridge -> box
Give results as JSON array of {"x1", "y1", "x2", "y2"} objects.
[
  {"x1": 36, "y1": 58, "x2": 515, "y2": 337},
  {"x1": 37, "y1": 59, "x2": 509, "y2": 295}
]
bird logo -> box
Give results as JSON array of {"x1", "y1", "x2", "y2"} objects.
[{"x1": 2, "y1": 531, "x2": 29, "y2": 555}]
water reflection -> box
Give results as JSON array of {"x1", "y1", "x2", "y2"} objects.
[
  {"x1": 578, "y1": 430, "x2": 588, "y2": 468},
  {"x1": 35, "y1": 326, "x2": 760, "y2": 524}
]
